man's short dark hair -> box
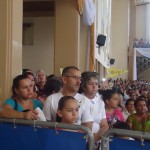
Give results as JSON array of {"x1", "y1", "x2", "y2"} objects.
[{"x1": 62, "y1": 66, "x2": 80, "y2": 76}]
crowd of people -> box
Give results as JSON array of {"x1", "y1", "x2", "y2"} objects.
[
  {"x1": 133, "y1": 38, "x2": 150, "y2": 48},
  {"x1": 0, "y1": 66, "x2": 150, "y2": 149}
]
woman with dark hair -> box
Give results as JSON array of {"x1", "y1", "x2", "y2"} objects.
[
  {"x1": 102, "y1": 89, "x2": 125, "y2": 128},
  {"x1": 22, "y1": 71, "x2": 38, "y2": 99},
  {"x1": 0, "y1": 75, "x2": 42, "y2": 120},
  {"x1": 37, "y1": 78, "x2": 62, "y2": 104},
  {"x1": 123, "y1": 98, "x2": 135, "y2": 121},
  {"x1": 43, "y1": 78, "x2": 62, "y2": 98},
  {"x1": 126, "y1": 97, "x2": 150, "y2": 132}
]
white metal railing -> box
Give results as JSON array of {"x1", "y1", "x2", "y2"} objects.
[
  {"x1": 0, "y1": 118, "x2": 95, "y2": 150},
  {"x1": 101, "y1": 128, "x2": 150, "y2": 150}
]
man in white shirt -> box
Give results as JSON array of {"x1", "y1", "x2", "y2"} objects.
[{"x1": 43, "y1": 66, "x2": 93, "y2": 129}]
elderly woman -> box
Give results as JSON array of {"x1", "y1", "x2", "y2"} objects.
[
  {"x1": 0, "y1": 75, "x2": 43, "y2": 120},
  {"x1": 80, "y1": 71, "x2": 109, "y2": 143},
  {"x1": 126, "y1": 97, "x2": 150, "y2": 132}
]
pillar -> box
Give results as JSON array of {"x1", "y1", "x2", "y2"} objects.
[
  {"x1": 54, "y1": 0, "x2": 80, "y2": 75},
  {"x1": 0, "y1": 0, "x2": 23, "y2": 103}
]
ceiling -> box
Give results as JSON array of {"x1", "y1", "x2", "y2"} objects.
[{"x1": 23, "y1": 0, "x2": 55, "y2": 17}]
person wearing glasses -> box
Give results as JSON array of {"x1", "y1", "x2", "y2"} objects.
[{"x1": 43, "y1": 66, "x2": 93, "y2": 129}]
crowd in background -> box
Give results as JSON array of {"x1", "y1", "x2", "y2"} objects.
[
  {"x1": 133, "y1": 38, "x2": 150, "y2": 48},
  {"x1": 0, "y1": 66, "x2": 150, "y2": 149}
]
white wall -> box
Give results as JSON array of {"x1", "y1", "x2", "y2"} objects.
[
  {"x1": 136, "y1": 5, "x2": 146, "y2": 40},
  {"x1": 111, "y1": 0, "x2": 129, "y2": 79},
  {"x1": 23, "y1": 17, "x2": 54, "y2": 75},
  {"x1": 79, "y1": 16, "x2": 88, "y2": 71}
]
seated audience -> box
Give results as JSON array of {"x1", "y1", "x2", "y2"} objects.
[
  {"x1": 43, "y1": 66, "x2": 93, "y2": 130},
  {"x1": 141, "y1": 91, "x2": 148, "y2": 101},
  {"x1": 56, "y1": 96, "x2": 79, "y2": 124},
  {"x1": 0, "y1": 75, "x2": 42, "y2": 120},
  {"x1": 117, "y1": 92, "x2": 125, "y2": 112},
  {"x1": 147, "y1": 92, "x2": 150, "y2": 102},
  {"x1": 42, "y1": 78, "x2": 62, "y2": 102},
  {"x1": 36, "y1": 69, "x2": 47, "y2": 98},
  {"x1": 129, "y1": 91, "x2": 137, "y2": 101},
  {"x1": 124, "y1": 89, "x2": 132, "y2": 102},
  {"x1": 80, "y1": 71, "x2": 109, "y2": 143},
  {"x1": 126, "y1": 97, "x2": 150, "y2": 132},
  {"x1": 102, "y1": 89, "x2": 125, "y2": 128},
  {"x1": 147, "y1": 99, "x2": 150, "y2": 113},
  {"x1": 22, "y1": 71, "x2": 38, "y2": 99},
  {"x1": 123, "y1": 99, "x2": 135, "y2": 121}
]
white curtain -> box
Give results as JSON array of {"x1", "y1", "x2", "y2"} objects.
[
  {"x1": 146, "y1": 4, "x2": 150, "y2": 42},
  {"x1": 136, "y1": 48, "x2": 150, "y2": 58},
  {"x1": 133, "y1": 48, "x2": 150, "y2": 80},
  {"x1": 83, "y1": 0, "x2": 96, "y2": 26}
]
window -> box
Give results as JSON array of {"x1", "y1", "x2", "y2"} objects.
[{"x1": 23, "y1": 21, "x2": 34, "y2": 45}]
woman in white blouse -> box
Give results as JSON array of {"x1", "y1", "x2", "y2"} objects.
[{"x1": 80, "y1": 71, "x2": 109, "y2": 143}]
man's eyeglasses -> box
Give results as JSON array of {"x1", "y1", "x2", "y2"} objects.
[{"x1": 65, "y1": 75, "x2": 82, "y2": 80}]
